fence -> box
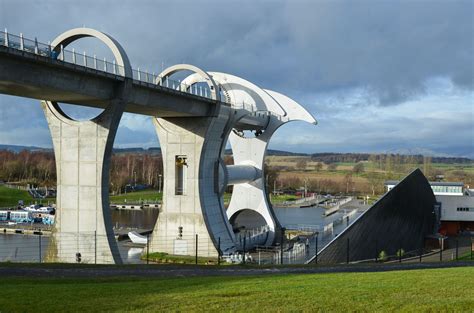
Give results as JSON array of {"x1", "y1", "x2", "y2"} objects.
[
  {"x1": 1, "y1": 228, "x2": 472, "y2": 266},
  {"x1": 309, "y1": 234, "x2": 474, "y2": 265}
]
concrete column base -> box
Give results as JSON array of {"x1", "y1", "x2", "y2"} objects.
[
  {"x1": 42, "y1": 99, "x2": 125, "y2": 264},
  {"x1": 150, "y1": 108, "x2": 236, "y2": 258}
]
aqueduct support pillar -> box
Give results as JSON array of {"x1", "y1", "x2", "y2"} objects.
[
  {"x1": 42, "y1": 95, "x2": 127, "y2": 264},
  {"x1": 40, "y1": 27, "x2": 133, "y2": 264},
  {"x1": 226, "y1": 118, "x2": 283, "y2": 246},
  {"x1": 150, "y1": 108, "x2": 237, "y2": 257}
]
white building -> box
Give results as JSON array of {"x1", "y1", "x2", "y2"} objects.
[
  {"x1": 385, "y1": 181, "x2": 464, "y2": 196},
  {"x1": 385, "y1": 180, "x2": 474, "y2": 235}
]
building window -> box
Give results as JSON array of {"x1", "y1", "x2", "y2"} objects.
[{"x1": 175, "y1": 155, "x2": 188, "y2": 195}]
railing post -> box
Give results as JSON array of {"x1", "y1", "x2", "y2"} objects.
[
  {"x1": 83, "y1": 51, "x2": 87, "y2": 67},
  {"x1": 314, "y1": 233, "x2": 318, "y2": 264},
  {"x1": 419, "y1": 236, "x2": 423, "y2": 263},
  {"x1": 20, "y1": 33, "x2": 24, "y2": 51},
  {"x1": 346, "y1": 238, "x2": 350, "y2": 264},
  {"x1": 243, "y1": 235, "x2": 246, "y2": 265},
  {"x1": 218, "y1": 237, "x2": 221, "y2": 266},
  {"x1": 137, "y1": 68, "x2": 141, "y2": 81},
  {"x1": 146, "y1": 233, "x2": 150, "y2": 264},
  {"x1": 34, "y1": 37, "x2": 38, "y2": 54},
  {"x1": 440, "y1": 244, "x2": 443, "y2": 262},
  {"x1": 195, "y1": 234, "x2": 198, "y2": 265},
  {"x1": 104, "y1": 58, "x2": 107, "y2": 72},
  {"x1": 456, "y1": 239, "x2": 458, "y2": 261},
  {"x1": 113, "y1": 60, "x2": 116, "y2": 75},
  {"x1": 38, "y1": 232, "x2": 42, "y2": 263},
  {"x1": 60, "y1": 45, "x2": 64, "y2": 61},
  {"x1": 94, "y1": 55, "x2": 97, "y2": 69},
  {"x1": 375, "y1": 239, "x2": 378, "y2": 262},
  {"x1": 280, "y1": 228, "x2": 285, "y2": 265},
  {"x1": 72, "y1": 48, "x2": 76, "y2": 64},
  {"x1": 94, "y1": 230, "x2": 97, "y2": 264}
]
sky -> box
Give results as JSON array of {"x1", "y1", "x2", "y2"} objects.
[{"x1": 0, "y1": 0, "x2": 473, "y2": 157}]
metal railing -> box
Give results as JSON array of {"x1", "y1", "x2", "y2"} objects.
[
  {"x1": 0, "y1": 29, "x2": 291, "y2": 123},
  {"x1": 0, "y1": 30, "x2": 212, "y2": 100}
]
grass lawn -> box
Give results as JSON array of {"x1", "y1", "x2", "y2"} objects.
[
  {"x1": 109, "y1": 190, "x2": 162, "y2": 203},
  {"x1": 0, "y1": 267, "x2": 472, "y2": 312},
  {"x1": 144, "y1": 252, "x2": 220, "y2": 265},
  {"x1": 0, "y1": 185, "x2": 53, "y2": 207}
]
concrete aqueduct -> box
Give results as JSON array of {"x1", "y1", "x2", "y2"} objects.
[{"x1": 0, "y1": 27, "x2": 316, "y2": 263}]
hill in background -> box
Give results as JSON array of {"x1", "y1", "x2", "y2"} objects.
[{"x1": 0, "y1": 144, "x2": 472, "y2": 164}]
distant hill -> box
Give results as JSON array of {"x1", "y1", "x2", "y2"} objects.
[
  {"x1": 224, "y1": 149, "x2": 308, "y2": 156},
  {"x1": 1, "y1": 144, "x2": 471, "y2": 163},
  {"x1": 0, "y1": 144, "x2": 52, "y2": 153},
  {"x1": 0, "y1": 145, "x2": 161, "y2": 155},
  {"x1": 113, "y1": 147, "x2": 161, "y2": 154}
]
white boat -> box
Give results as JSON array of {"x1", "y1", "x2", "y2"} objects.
[
  {"x1": 128, "y1": 231, "x2": 148, "y2": 245},
  {"x1": 26, "y1": 206, "x2": 54, "y2": 214}
]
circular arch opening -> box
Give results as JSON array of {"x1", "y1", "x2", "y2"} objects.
[
  {"x1": 158, "y1": 65, "x2": 219, "y2": 100},
  {"x1": 229, "y1": 209, "x2": 267, "y2": 233},
  {"x1": 265, "y1": 122, "x2": 318, "y2": 206},
  {"x1": 48, "y1": 28, "x2": 131, "y2": 122},
  {"x1": 53, "y1": 36, "x2": 120, "y2": 121}
]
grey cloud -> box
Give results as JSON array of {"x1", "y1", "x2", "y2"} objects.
[
  {"x1": 2, "y1": 0, "x2": 472, "y2": 105},
  {"x1": 0, "y1": 0, "x2": 472, "y2": 156}
]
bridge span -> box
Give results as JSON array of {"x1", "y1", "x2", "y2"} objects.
[{"x1": 0, "y1": 28, "x2": 317, "y2": 264}]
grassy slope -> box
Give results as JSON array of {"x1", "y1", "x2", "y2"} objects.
[
  {"x1": 109, "y1": 190, "x2": 162, "y2": 203},
  {"x1": 0, "y1": 185, "x2": 54, "y2": 207},
  {"x1": 0, "y1": 267, "x2": 472, "y2": 312}
]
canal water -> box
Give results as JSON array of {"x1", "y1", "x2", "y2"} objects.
[{"x1": 0, "y1": 206, "x2": 362, "y2": 263}]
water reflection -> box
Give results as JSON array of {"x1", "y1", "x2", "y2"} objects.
[{"x1": 111, "y1": 208, "x2": 159, "y2": 230}]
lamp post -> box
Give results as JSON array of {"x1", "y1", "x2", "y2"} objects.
[{"x1": 158, "y1": 174, "x2": 162, "y2": 194}]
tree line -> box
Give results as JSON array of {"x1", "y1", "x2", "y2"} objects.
[
  {"x1": 311, "y1": 153, "x2": 472, "y2": 164},
  {"x1": 0, "y1": 150, "x2": 163, "y2": 194}
]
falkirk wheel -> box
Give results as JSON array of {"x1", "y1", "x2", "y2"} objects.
[{"x1": 39, "y1": 28, "x2": 316, "y2": 263}]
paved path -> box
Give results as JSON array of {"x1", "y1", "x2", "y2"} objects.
[{"x1": 0, "y1": 261, "x2": 472, "y2": 278}]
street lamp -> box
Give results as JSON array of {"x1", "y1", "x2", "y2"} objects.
[{"x1": 158, "y1": 174, "x2": 162, "y2": 193}]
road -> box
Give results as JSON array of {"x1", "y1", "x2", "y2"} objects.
[{"x1": 0, "y1": 261, "x2": 472, "y2": 278}]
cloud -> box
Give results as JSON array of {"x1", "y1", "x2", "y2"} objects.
[
  {"x1": 268, "y1": 77, "x2": 474, "y2": 157},
  {"x1": 0, "y1": 1, "x2": 472, "y2": 156}
]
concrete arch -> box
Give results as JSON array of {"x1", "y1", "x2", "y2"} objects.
[
  {"x1": 264, "y1": 89, "x2": 317, "y2": 125},
  {"x1": 208, "y1": 72, "x2": 285, "y2": 116},
  {"x1": 157, "y1": 64, "x2": 220, "y2": 101},
  {"x1": 42, "y1": 27, "x2": 132, "y2": 264},
  {"x1": 229, "y1": 208, "x2": 269, "y2": 229},
  {"x1": 180, "y1": 72, "x2": 317, "y2": 125},
  {"x1": 179, "y1": 72, "x2": 309, "y2": 247},
  {"x1": 51, "y1": 27, "x2": 132, "y2": 78}
]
